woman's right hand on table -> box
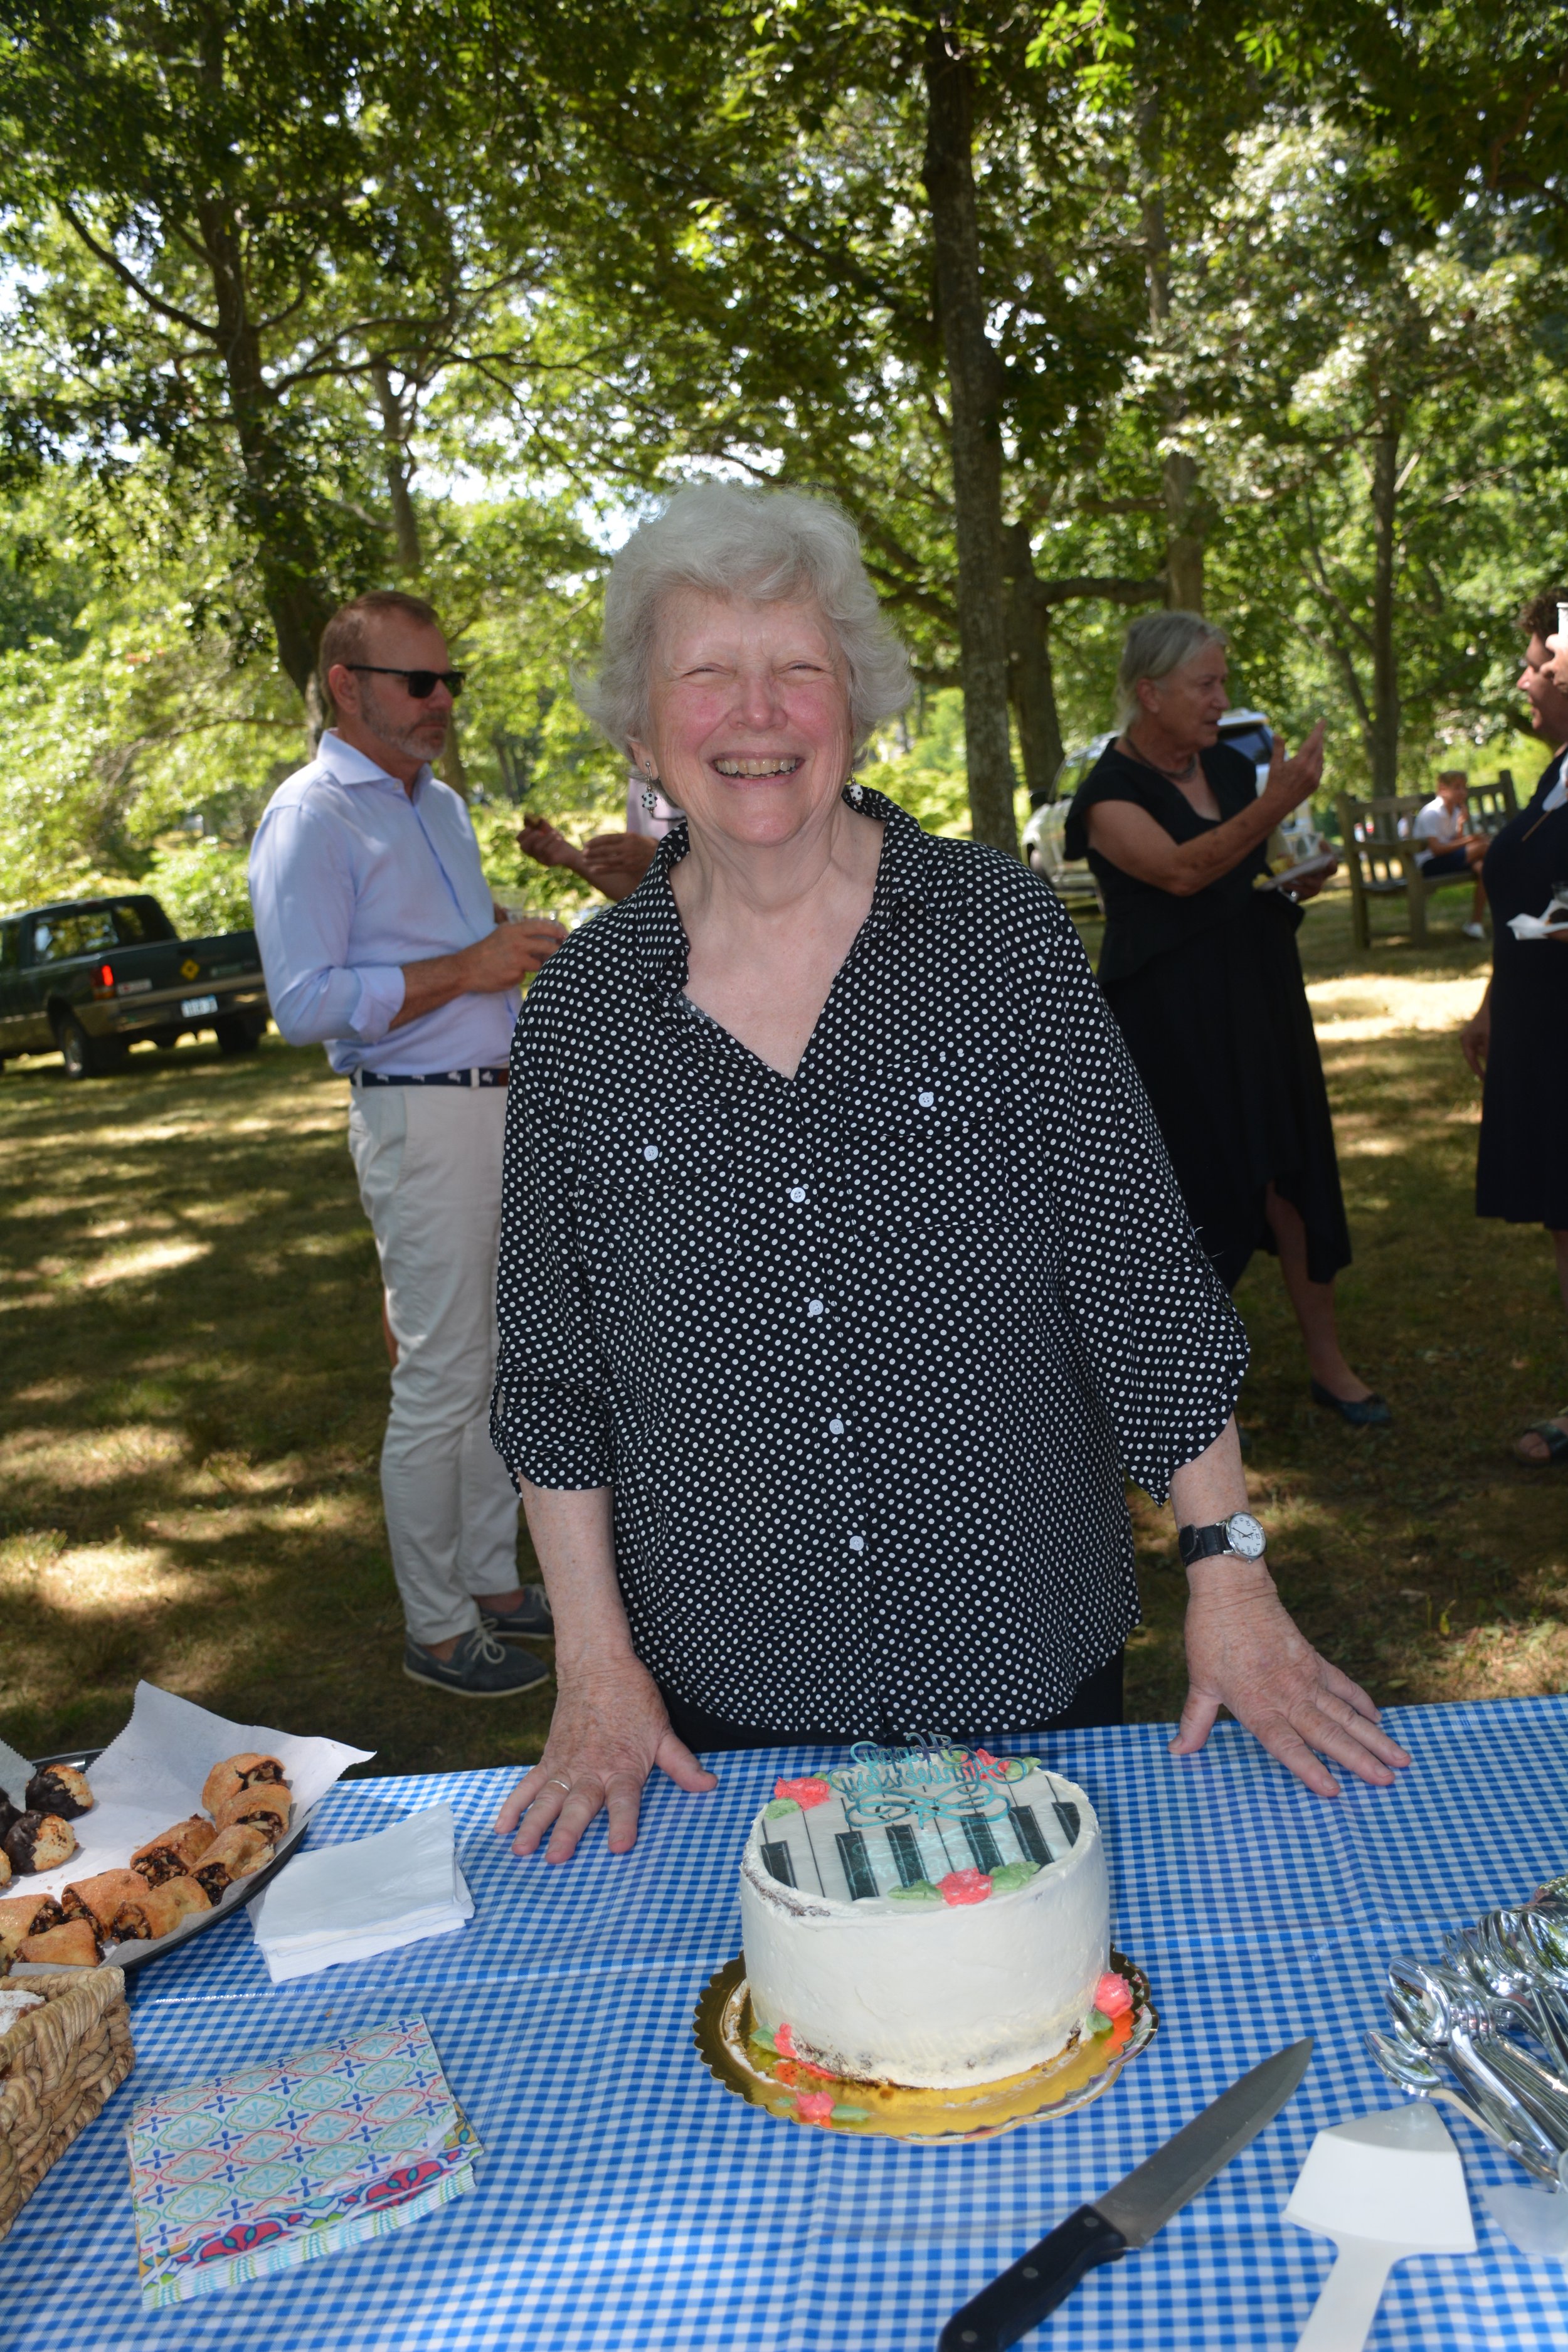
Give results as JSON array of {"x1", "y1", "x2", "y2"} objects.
[{"x1": 495, "y1": 1652, "x2": 718, "y2": 1865}]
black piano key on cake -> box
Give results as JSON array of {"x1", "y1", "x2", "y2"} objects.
[
  {"x1": 1047, "y1": 1782, "x2": 1081, "y2": 1845},
  {"x1": 761, "y1": 1839, "x2": 797, "y2": 1888},
  {"x1": 884, "y1": 1822, "x2": 926, "y2": 1887},
  {"x1": 1007, "y1": 1804, "x2": 1053, "y2": 1867},
  {"x1": 834, "y1": 1829, "x2": 879, "y2": 1902},
  {"x1": 960, "y1": 1813, "x2": 1004, "y2": 1873}
]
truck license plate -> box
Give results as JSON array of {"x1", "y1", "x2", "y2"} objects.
[{"x1": 180, "y1": 994, "x2": 220, "y2": 1018}]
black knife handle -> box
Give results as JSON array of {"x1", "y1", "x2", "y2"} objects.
[{"x1": 938, "y1": 2206, "x2": 1129, "y2": 2352}]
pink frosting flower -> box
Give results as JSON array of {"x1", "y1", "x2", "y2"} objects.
[
  {"x1": 940, "y1": 1868, "x2": 992, "y2": 1906},
  {"x1": 774, "y1": 1777, "x2": 831, "y2": 1809},
  {"x1": 1094, "y1": 1971, "x2": 1133, "y2": 2019},
  {"x1": 774, "y1": 2021, "x2": 797, "y2": 2057},
  {"x1": 796, "y1": 2091, "x2": 835, "y2": 2124}
]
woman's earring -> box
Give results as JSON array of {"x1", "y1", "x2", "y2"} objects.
[
  {"x1": 847, "y1": 778, "x2": 864, "y2": 807},
  {"x1": 641, "y1": 780, "x2": 659, "y2": 815}
]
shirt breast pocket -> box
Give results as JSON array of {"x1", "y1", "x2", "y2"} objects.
[
  {"x1": 572, "y1": 1115, "x2": 734, "y2": 1325},
  {"x1": 844, "y1": 1053, "x2": 1015, "y2": 1233}
]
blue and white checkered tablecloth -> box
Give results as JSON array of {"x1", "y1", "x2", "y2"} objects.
[{"x1": 7, "y1": 1697, "x2": 1568, "y2": 2351}]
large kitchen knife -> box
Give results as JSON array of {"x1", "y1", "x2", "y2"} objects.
[{"x1": 938, "y1": 2037, "x2": 1313, "y2": 2352}]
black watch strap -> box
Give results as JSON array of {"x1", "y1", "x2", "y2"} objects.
[{"x1": 1179, "y1": 1523, "x2": 1234, "y2": 1565}]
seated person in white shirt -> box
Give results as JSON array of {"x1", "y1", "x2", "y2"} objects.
[
  {"x1": 1412, "y1": 769, "x2": 1488, "y2": 939},
  {"x1": 248, "y1": 591, "x2": 564, "y2": 1700}
]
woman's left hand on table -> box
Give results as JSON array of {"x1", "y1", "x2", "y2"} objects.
[
  {"x1": 494, "y1": 1651, "x2": 719, "y2": 1865},
  {"x1": 1171, "y1": 1565, "x2": 1411, "y2": 1796}
]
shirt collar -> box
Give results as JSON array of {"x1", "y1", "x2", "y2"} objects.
[
  {"x1": 315, "y1": 729, "x2": 434, "y2": 795},
  {"x1": 630, "y1": 786, "x2": 941, "y2": 1000}
]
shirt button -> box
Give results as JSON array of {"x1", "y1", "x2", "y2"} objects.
[
  {"x1": 917, "y1": 1089, "x2": 935, "y2": 1108},
  {"x1": 828, "y1": 1416, "x2": 845, "y2": 1437},
  {"x1": 807, "y1": 1298, "x2": 824, "y2": 1318},
  {"x1": 788, "y1": 1184, "x2": 808, "y2": 1203},
  {"x1": 642, "y1": 1143, "x2": 659, "y2": 1162},
  {"x1": 847, "y1": 1533, "x2": 865, "y2": 1554}
]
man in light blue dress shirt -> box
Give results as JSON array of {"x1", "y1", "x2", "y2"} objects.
[{"x1": 250, "y1": 590, "x2": 564, "y2": 1700}]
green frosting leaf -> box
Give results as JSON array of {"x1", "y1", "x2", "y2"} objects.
[
  {"x1": 1089, "y1": 2008, "x2": 1113, "y2": 2036},
  {"x1": 988, "y1": 1861, "x2": 1040, "y2": 1893},
  {"x1": 830, "y1": 2104, "x2": 871, "y2": 2122},
  {"x1": 887, "y1": 1879, "x2": 943, "y2": 1904},
  {"x1": 764, "y1": 1798, "x2": 801, "y2": 1820},
  {"x1": 750, "y1": 2025, "x2": 778, "y2": 2053}
]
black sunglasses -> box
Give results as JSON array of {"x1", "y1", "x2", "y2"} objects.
[{"x1": 347, "y1": 663, "x2": 465, "y2": 700}]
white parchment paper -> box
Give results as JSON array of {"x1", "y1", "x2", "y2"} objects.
[{"x1": 9, "y1": 1680, "x2": 373, "y2": 1907}]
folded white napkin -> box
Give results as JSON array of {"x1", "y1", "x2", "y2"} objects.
[
  {"x1": 249, "y1": 1803, "x2": 474, "y2": 1985},
  {"x1": 1507, "y1": 904, "x2": 1568, "y2": 940}
]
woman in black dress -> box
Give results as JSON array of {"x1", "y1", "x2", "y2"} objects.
[
  {"x1": 1066, "y1": 612, "x2": 1387, "y2": 1424},
  {"x1": 1460, "y1": 600, "x2": 1568, "y2": 1465}
]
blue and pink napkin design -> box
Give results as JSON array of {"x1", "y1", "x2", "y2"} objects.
[{"x1": 125, "y1": 2015, "x2": 478, "y2": 2307}]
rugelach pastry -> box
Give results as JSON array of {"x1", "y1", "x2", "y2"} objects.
[
  {"x1": 63, "y1": 1870, "x2": 148, "y2": 1934},
  {"x1": 200, "y1": 1752, "x2": 287, "y2": 1815},
  {"x1": 192, "y1": 1825, "x2": 273, "y2": 1902},
  {"x1": 0, "y1": 1894, "x2": 65, "y2": 1963},
  {"x1": 24, "y1": 1763, "x2": 94, "y2": 1820},
  {"x1": 3, "y1": 1810, "x2": 78, "y2": 1875},
  {"x1": 111, "y1": 1874, "x2": 211, "y2": 1942},
  {"x1": 18, "y1": 1917, "x2": 101, "y2": 1968},
  {"x1": 0, "y1": 1848, "x2": 9, "y2": 1888},
  {"x1": 131, "y1": 1815, "x2": 216, "y2": 1885},
  {"x1": 0, "y1": 1796, "x2": 19, "y2": 1844},
  {"x1": 213, "y1": 1784, "x2": 291, "y2": 1839}
]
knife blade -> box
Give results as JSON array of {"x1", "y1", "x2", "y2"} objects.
[{"x1": 938, "y1": 2037, "x2": 1313, "y2": 2352}]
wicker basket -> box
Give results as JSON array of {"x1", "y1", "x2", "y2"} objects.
[{"x1": 0, "y1": 1968, "x2": 135, "y2": 2242}]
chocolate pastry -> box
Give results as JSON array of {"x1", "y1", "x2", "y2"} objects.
[
  {"x1": 110, "y1": 1873, "x2": 211, "y2": 1943},
  {"x1": 0, "y1": 1847, "x2": 9, "y2": 1888},
  {"x1": 213, "y1": 1784, "x2": 291, "y2": 1839},
  {"x1": 18, "y1": 1917, "x2": 100, "y2": 1968},
  {"x1": 130, "y1": 1814, "x2": 216, "y2": 1886},
  {"x1": 0, "y1": 1893, "x2": 65, "y2": 1963},
  {"x1": 200, "y1": 1752, "x2": 287, "y2": 1816},
  {"x1": 62, "y1": 1869, "x2": 149, "y2": 1933},
  {"x1": 3, "y1": 1810, "x2": 78, "y2": 1876},
  {"x1": 0, "y1": 1795, "x2": 19, "y2": 1843},
  {"x1": 23, "y1": 1763, "x2": 94, "y2": 1820},
  {"x1": 192, "y1": 1825, "x2": 273, "y2": 1902}
]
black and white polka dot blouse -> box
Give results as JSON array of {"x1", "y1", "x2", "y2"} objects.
[{"x1": 491, "y1": 788, "x2": 1246, "y2": 1739}]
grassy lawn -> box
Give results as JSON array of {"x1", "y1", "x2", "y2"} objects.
[{"x1": 1, "y1": 871, "x2": 1564, "y2": 1779}]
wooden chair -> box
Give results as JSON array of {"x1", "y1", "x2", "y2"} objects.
[{"x1": 1337, "y1": 773, "x2": 1518, "y2": 948}]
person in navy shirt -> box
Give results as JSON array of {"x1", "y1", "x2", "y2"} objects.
[{"x1": 250, "y1": 590, "x2": 564, "y2": 1697}]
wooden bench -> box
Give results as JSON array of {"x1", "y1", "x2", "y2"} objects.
[{"x1": 1337, "y1": 775, "x2": 1518, "y2": 948}]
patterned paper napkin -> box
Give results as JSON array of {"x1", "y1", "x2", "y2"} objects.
[{"x1": 125, "y1": 2015, "x2": 479, "y2": 2307}]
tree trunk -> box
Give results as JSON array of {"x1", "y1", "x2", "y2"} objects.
[
  {"x1": 1162, "y1": 449, "x2": 1204, "y2": 614},
  {"x1": 921, "y1": 23, "x2": 1018, "y2": 857},
  {"x1": 1367, "y1": 418, "x2": 1402, "y2": 793},
  {"x1": 372, "y1": 361, "x2": 423, "y2": 575},
  {"x1": 1004, "y1": 524, "x2": 1064, "y2": 803}
]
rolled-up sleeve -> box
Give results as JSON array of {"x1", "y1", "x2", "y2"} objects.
[
  {"x1": 1028, "y1": 900, "x2": 1248, "y2": 1502},
  {"x1": 248, "y1": 802, "x2": 406, "y2": 1046},
  {"x1": 490, "y1": 985, "x2": 613, "y2": 1489}
]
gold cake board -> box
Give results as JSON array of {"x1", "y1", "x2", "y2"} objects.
[{"x1": 692, "y1": 1947, "x2": 1157, "y2": 2142}]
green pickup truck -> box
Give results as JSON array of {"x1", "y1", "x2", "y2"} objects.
[{"x1": 0, "y1": 893, "x2": 270, "y2": 1078}]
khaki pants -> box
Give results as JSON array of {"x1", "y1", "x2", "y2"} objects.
[{"x1": 347, "y1": 1083, "x2": 519, "y2": 1647}]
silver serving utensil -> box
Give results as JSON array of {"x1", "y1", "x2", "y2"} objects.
[
  {"x1": 1467, "y1": 1914, "x2": 1568, "y2": 2074},
  {"x1": 1384, "y1": 1961, "x2": 1568, "y2": 2167},
  {"x1": 1365, "y1": 2023, "x2": 1562, "y2": 2182}
]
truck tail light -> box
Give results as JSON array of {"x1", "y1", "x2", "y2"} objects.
[{"x1": 92, "y1": 961, "x2": 116, "y2": 999}]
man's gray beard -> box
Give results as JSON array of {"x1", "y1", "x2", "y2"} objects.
[{"x1": 359, "y1": 681, "x2": 447, "y2": 765}]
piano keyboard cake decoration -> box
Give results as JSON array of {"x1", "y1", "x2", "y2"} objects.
[{"x1": 738, "y1": 1743, "x2": 1115, "y2": 2091}]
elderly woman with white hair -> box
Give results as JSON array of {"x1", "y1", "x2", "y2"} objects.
[
  {"x1": 1066, "y1": 612, "x2": 1385, "y2": 1424},
  {"x1": 490, "y1": 489, "x2": 1407, "y2": 1867}
]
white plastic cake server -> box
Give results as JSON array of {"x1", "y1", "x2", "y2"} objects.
[{"x1": 1285, "y1": 2102, "x2": 1476, "y2": 2349}]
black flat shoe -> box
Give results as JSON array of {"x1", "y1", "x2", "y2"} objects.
[{"x1": 1310, "y1": 1379, "x2": 1392, "y2": 1428}]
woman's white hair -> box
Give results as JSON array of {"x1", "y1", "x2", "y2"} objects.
[
  {"x1": 1115, "y1": 611, "x2": 1229, "y2": 731},
  {"x1": 575, "y1": 482, "x2": 913, "y2": 753}
]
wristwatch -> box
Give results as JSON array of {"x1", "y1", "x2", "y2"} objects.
[{"x1": 1177, "y1": 1512, "x2": 1268, "y2": 1566}]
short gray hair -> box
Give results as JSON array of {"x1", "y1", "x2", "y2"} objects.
[
  {"x1": 1115, "y1": 611, "x2": 1229, "y2": 730},
  {"x1": 576, "y1": 482, "x2": 913, "y2": 753}
]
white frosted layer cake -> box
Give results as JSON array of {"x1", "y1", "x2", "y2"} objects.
[{"x1": 739, "y1": 1746, "x2": 1110, "y2": 2090}]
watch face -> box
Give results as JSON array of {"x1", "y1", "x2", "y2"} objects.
[{"x1": 1226, "y1": 1512, "x2": 1267, "y2": 1559}]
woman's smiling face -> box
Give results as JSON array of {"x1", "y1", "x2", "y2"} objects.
[{"x1": 629, "y1": 589, "x2": 856, "y2": 850}]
